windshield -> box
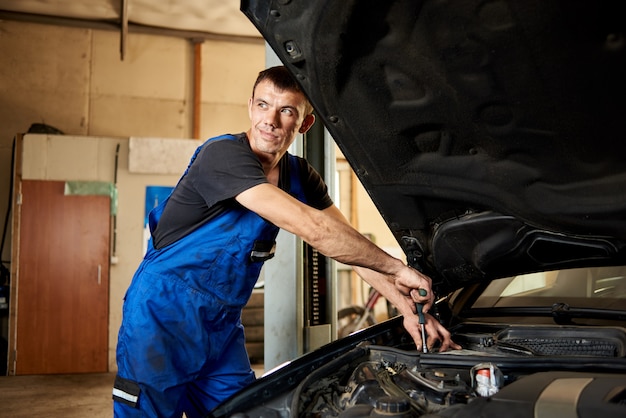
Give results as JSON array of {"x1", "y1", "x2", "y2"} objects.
[{"x1": 470, "y1": 266, "x2": 626, "y2": 311}]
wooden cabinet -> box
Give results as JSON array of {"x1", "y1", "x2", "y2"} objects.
[{"x1": 10, "y1": 180, "x2": 110, "y2": 374}]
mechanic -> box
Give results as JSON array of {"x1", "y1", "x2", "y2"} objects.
[{"x1": 113, "y1": 65, "x2": 460, "y2": 418}]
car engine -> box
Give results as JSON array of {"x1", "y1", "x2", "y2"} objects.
[{"x1": 292, "y1": 323, "x2": 626, "y2": 418}]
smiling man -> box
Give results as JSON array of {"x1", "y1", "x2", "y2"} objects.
[{"x1": 113, "y1": 65, "x2": 458, "y2": 418}]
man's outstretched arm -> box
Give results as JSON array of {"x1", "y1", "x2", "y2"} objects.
[{"x1": 236, "y1": 183, "x2": 433, "y2": 309}]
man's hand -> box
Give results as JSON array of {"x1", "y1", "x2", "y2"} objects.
[
  {"x1": 395, "y1": 266, "x2": 434, "y2": 312},
  {"x1": 392, "y1": 266, "x2": 461, "y2": 351},
  {"x1": 403, "y1": 312, "x2": 462, "y2": 352},
  {"x1": 352, "y1": 263, "x2": 461, "y2": 352}
]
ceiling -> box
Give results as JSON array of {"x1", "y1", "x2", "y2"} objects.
[{"x1": 0, "y1": 0, "x2": 262, "y2": 39}]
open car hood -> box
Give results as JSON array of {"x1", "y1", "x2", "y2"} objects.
[{"x1": 241, "y1": 0, "x2": 626, "y2": 293}]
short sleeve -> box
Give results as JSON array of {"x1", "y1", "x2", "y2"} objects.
[{"x1": 191, "y1": 138, "x2": 268, "y2": 207}]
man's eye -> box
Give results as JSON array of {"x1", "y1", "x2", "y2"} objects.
[{"x1": 281, "y1": 108, "x2": 294, "y2": 115}]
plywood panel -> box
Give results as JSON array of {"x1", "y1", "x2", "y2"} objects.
[{"x1": 128, "y1": 136, "x2": 198, "y2": 174}]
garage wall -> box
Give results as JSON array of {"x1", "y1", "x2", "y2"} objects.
[{"x1": 0, "y1": 19, "x2": 264, "y2": 371}]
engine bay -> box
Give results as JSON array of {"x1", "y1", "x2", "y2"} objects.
[{"x1": 292, "y1": 324, "x2": 626, "y2": 418}]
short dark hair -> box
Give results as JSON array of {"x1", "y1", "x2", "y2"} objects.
[{"x1": 252, "y1": 66, "x2": 314, "y2": 115}]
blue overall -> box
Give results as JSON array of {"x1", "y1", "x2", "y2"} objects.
[{"x1": 114, "y1": 135, "x2": 307, "y2": 417}]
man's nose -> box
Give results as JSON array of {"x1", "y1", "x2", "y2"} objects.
[{"x1": 264, "y1": 109, "x2": 279, "y2": 127}]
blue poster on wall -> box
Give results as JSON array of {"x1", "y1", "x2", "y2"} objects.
[{"x1": 143, "y1": 186, "x2": 174, "y2": 254}]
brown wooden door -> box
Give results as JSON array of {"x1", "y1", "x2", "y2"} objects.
[{"x1": 15, "y1": 180, "x2": 110, "y2": 374}]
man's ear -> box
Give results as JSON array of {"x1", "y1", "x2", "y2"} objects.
[{"x1": 298, "y1": 114, "x2": 316, "y2": 134}]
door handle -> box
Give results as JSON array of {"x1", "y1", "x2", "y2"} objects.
[{"x1": 97, "y1": 264, "x2": 102, "y2": 285}]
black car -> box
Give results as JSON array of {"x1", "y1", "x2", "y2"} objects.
[{"x1": 210, "y1": 1, "x2": 626, "y2": 417}]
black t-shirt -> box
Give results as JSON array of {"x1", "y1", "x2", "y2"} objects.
[{"x1": 152, "y1": 133, "x2": 334, "y2": 249}]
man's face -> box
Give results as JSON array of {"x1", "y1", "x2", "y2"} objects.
[{"x1": 248, "y1": 79, "x2": 313, "y2": 161}]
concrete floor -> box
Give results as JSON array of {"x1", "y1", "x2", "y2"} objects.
[
  {"x1": 0, "y1": 365, "x2": 264, "y2": 417},
  {"x1": 0, "y1": 373, "x2": 115, "y2": 418}
]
